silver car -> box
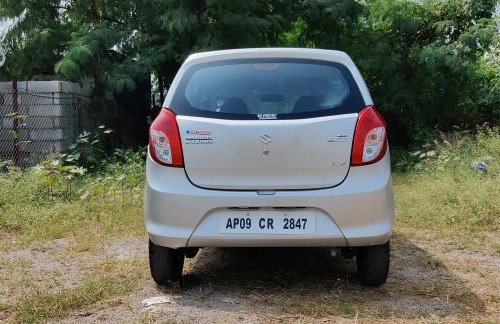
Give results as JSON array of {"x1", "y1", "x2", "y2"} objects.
[{"x1": 144, "y1": 48, "x2": 394, "y2": 286}]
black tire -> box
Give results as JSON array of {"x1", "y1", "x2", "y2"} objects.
[
  {"x1": 148, "y1": 240, "x2": 185, "y2": 285},
  {"x1": 356, "y1": 241, "x2": 390, "y2": 286}
]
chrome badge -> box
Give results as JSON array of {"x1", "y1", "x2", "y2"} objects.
[
  {"x1": 327, "y1": 134, "x2": 349, "y2": 143},
  {"x1": 260, "y1": 134, "x2": 272, "y2": 155},
  {"x1": 260, "y1": 134, "x2": 272, "y2": 144}
]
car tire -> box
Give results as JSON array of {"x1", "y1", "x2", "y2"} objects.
[
  {"x1": 356, "y1": 241, "x2": 390, "y2": 286},
  {"x1": 149, "y1": 240, "x2": 184, "y2": 285}
]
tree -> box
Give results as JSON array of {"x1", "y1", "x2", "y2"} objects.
[
  {"x1": 279, "y1": 0, "x2": 499, "y2": 145},
  {"x1": 54, "y1": 0, "x2": 285, "y2": 97},
  {"x1": 0, "y1": 0, "x2": 70, "y2": 79},
  {"x1": 1, "y1": 0, "x2": 499, "y2": 147}
]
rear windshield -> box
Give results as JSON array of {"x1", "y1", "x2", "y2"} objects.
[{"x1": 170, "y1": 58, "x2": 365, "y2": 120}]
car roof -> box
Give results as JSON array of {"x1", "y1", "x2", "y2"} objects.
[{"x1": 185, "y1": 48, "x2": 353, "y2": 66}]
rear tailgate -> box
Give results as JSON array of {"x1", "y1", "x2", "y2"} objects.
[
  {"x1": 178, "y1": 114, "x2": 357, "y2": 190},
  {"x1": 167, "y1": 53, "x2": 369, "y2": 191}
]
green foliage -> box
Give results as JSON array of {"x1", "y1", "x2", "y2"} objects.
[
  {"x1": 362, "y1": 0, "x2": 498, "y2": 146},
  {"x1": 276, "y1": 0, "x2": 500, "y2": 146},
  {"x1": 20, "y1": 125, "x2": 116, "y2": 200},
  {"x1": 76, "y1": 148, "x2": 145, "y2": 203},
  {"x1": 394, "y1": 124, "x2": 500, "y2": 173},
  {"x1": 9, "y1": 125, "x2": 146, "y2": 205},
  {"x1": 34, "y1": 158, "x2": 86, "y2": 198},
  {"x1": 0, "y1": 0, "x2": 71, "y2": 78},
  {"x1": 1, "y1": 0, "x2": 499, "y2": 146},
  {"x1": 43, "y1": 0, "x2": 284, "y2": 92},
  {"x1": 65, "y1": 125, "x2": 114, "y2": 170}
]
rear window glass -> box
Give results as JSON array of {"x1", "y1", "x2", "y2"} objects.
[{"x1": 170, "y1": 58, "x2": 365, "y2": 120}]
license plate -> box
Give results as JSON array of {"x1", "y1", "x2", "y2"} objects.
[{"x1": 219, "y1": 211, "x2": 315, "y2": 235}]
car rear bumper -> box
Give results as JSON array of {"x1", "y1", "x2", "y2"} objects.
[{"x1": 144, "y1": 151, "x2": 394, "y2": 248}]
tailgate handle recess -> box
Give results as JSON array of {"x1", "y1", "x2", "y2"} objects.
[{"x1": 256, "y1": 190, "x2": 276, "y2": 195}]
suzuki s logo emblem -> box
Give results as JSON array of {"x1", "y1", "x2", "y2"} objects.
[
  {"x1": 260, "y1": 134, "x2": 272, "y2": 156},
  {"x1": 260, "y1": 134, "x2": 272, "y2": 144}
]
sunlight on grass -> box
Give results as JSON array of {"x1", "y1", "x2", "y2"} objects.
[
  {"x1": 9, "y1": 276, "x2": 132, "y2": 323},
  {"x1": 393, "y1": 127, "x2": 500, "y2": 249},
  {"x1": 1, "y1": 128, "x2": 499, "y2": 251},
  {"x1": 394, "y1": 171, "x2": 499, "y2": 232},
  {"x1": 0, "y1": 160, "x2": 145, "y2": 249},
  {"x1": 2, "y1": 257, "x2": 146, "y2": 323},
  {"x1": 0, "y1": 198, "x2": 143, "y2": 249},
  {"x1": 0, "y1": 128, "x2": 499, "y2": 322}
]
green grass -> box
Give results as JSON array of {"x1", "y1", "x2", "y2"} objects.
[
  {"x1": 1, "y1": 257, "x2": 147, "y2": 323},
  {"x1": 1, "y1": 128, "x2": 499, "y2": 250},
  {"x1": 0, "y1": 129, "x2": 499, "y2": 322},
  {"x1": 0, "y1": 160, "x2": 145, "y2": 249},
  {"x1": 9, "y1": 276, "x2": 133, "y2": 323},
  {"x1": 395, "y1": 171, "x2": 499, "y2": 232},
  {"x1": 393, "y1": 127, "x2": 500, "y2": 249}
]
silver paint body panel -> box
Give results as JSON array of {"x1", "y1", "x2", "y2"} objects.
[
  {"x1": 144, "y1": 150, "x2": 394, "y2": 248},
  {"x1": 144, "y1": 48, "x2": 394, "y2": 248},
  {"x1": 178, "y1": 114, "x2": 357, "y2": 190}
]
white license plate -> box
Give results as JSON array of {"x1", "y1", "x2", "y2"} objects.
[{"x1": 219, "y1": 211, "x2": 315, "y2": 235}]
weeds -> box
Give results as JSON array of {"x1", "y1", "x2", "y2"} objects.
[
  {"x1": 10, "y1": 276, "x2": 133, "y2": 323},
  {"x1": 0, "y1": 128, "x2": 146, "y2": 247},
  {"x1": 394, "y1": 125, "x2": 500, "y2": 250},
  {"x1": 65, "y1": 125, "x2": 115, "y2": 170},
  {"x1": 394, "y1": 124, "x2": 500, "y2": 174}
]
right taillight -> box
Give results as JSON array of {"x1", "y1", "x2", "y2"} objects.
[
  {"x1": 149, "y1": 108, "x2": 184, "y2": 167},
  {"x1": 351, "y1": 105, "x2": 387, "y2": 166}
]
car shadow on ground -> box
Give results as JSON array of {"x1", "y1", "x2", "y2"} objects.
[{"x1": 168, "y1": 233, "x2": 484, "y2": 319}]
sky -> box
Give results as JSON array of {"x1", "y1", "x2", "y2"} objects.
[{"x1": 1, "y1": 19, "x2": 14, "y2": 39}]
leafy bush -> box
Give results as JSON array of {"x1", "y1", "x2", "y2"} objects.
[
  {"x1": 394, "y1": 124, "x2": 500, "y2": 174},
  {"x1": 65, "y1": 125, "x2": 115, "y2": 170},
  {"x1": 77, "y1": 148, "x2": 146, "y2": 203},
  {"x1": 26, "y1": 126, "x2": 146, "y2": 202}
]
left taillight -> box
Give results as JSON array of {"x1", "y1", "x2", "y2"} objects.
[{"x1": 149, "y1": 108, "x2": 184, "y2": 167}]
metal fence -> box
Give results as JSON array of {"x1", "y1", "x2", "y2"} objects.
[{"x1": 0, "y1": 89, "x2": 84, "y2": 168}]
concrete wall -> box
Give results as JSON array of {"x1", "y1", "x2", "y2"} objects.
[
  {"x1": 0, "y1": 79, "x2": 94, "y2": 95},
  {"x1": 0, "y1": 80, "x2": 97, "y2": 166}
]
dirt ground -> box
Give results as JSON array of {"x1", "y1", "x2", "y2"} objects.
[{"x1": 1, "y1": 231, "x2": 499, "y2": 323}]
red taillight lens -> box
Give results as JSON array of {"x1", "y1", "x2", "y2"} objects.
[
  {"x1": 149, "y1": 108, "x2": 184, "y2": 167},
  {"x1": 351, "y1": 105, "x2": 387, "y2": 166}
]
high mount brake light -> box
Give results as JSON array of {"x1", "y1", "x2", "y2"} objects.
[
  {"x1": 351, "y1": 105, "x2": 387, "y2": 166},
  {"x1": 149, "y1": 108, "x2": 184, "y2": 167}
]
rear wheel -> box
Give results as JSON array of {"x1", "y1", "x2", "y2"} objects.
[
  {"x1": 356, "y1": 241, "x2": 390, "y2": 286},
  {"x1": 148, "y1": 240, "x2": 184, "y2": 285}
]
